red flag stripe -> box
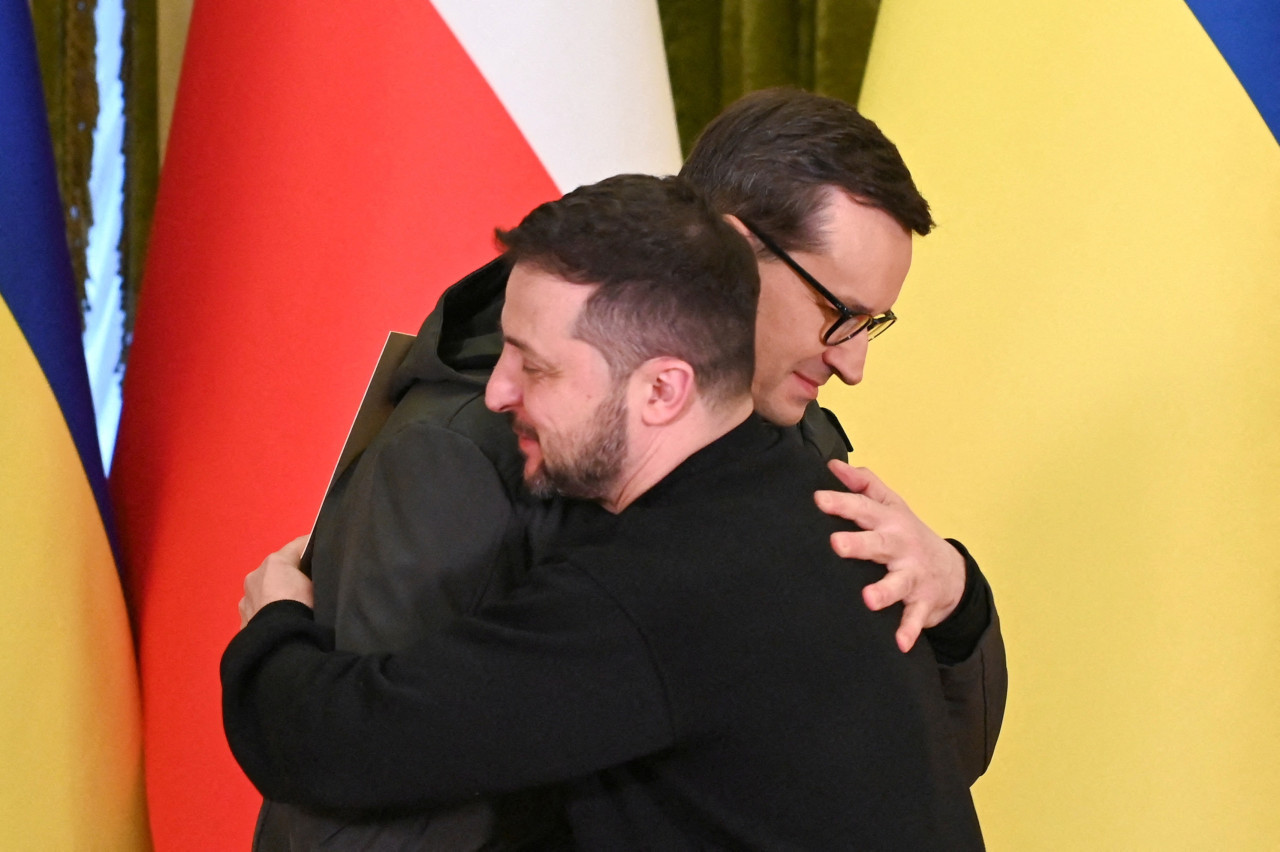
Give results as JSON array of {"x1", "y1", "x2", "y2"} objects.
[{"x1": 113, "y1": 3, "x2": 558, "y2": 847}]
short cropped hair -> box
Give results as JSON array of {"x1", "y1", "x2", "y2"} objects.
[
  {"x1": 680, "y1": 87, "x2": 934, "y2": 253},
  {"x1": 496, "y1": 175, "x2": 759, "y2": 406}
]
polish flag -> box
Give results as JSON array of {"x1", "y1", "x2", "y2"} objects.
[{"x1": 110, "y1": 3, "x2": 679, "y2": 848}]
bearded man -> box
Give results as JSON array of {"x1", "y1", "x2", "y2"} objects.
[
  {"x1": 253, "y1": 88, "x2": 1004, "y2": 849},
  {"x1": 224, "y1": 174, "x2": 985, "y2": 850}
]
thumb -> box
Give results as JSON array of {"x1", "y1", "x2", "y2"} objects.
[{"x1": 282, "y1": 534, "x2": 309, "y2": 561}]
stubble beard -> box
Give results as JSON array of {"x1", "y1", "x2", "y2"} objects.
[{"x1": 525, "y1": 384, "x2": 629, "y2": 502}]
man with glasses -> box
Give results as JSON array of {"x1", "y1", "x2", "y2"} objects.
[
  {"x1": 683, "y1": 91, "x2": 999, "y2": 673},
  {"x1": 227, "y1": 174, "x2": 986, "y2": 850},
  {"x1": 251, "y1": 88, "x2": 1005, "y2": 849}
]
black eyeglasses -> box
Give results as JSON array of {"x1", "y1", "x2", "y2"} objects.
[{"x1": 741, "y1": 219, "x2": 897, "y2": 346}]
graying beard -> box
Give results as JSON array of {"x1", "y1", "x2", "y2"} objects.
[{"x1": 534, "y1": 388, "x2": 628, "y2": 502}]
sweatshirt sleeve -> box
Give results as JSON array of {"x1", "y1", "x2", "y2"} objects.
[
  {"x1": 924, "y1": 542, "x2": 1007, "y2": 784},
  {"x1": 315, "y1": 416, "x2": 517, "y2": 653},
  {"x1": 221, "y1": 565, "x2": 673, "y2": 811}
]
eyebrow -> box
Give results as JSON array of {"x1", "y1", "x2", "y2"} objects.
[
  {"x1": 802, "y1": 282, "x2": 874, "y2": 317},
  {"x1": 501, "y1": 332, "x2": 548, "y2": 363},
  {"x1": 828, "y1": 282, "x2": 880, "y2": 316}
]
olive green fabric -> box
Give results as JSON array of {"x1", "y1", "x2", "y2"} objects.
[
  {"x1": 32, "y1": 0, "x2": 97, "y2": 306},
  {"x1": 121, "y1": 0, "x2": 159, "y2": 343},
  {"x1": 32, "y1": 0, "x2": 156, "y2": 341},
  {"x1": 658, "y1": 0, "x2": 881, "y2": 154}
]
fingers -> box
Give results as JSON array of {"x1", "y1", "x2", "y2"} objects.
[
  {"x1": 861, "y1": 569, "x2": 912, "y2": 611},
  {"x1": 862, "y1": 575, "x2": 927, "y2": 652},
  {"x1": 826, "y1": 460, "x2": 894, "y2": 503},
  {"x1": 894, "y1": 602, "x2": 929, "y2": 653},
  {"x1": 280, "y1": 535, "x2": 309, "y2": 563},
  {"x1": 815, "y1": 489, "x2": 887, "y2": 529},
  {"x1": 238, "y1": 536, "x2": 311, "y2": 630},
  {"x1": 832, "y1": 529, "x2": 893, "y2": 565}
]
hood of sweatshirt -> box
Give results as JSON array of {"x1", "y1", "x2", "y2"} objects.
[{"x1": 390, "y1": 256, "x2": 512, "y2": 400}]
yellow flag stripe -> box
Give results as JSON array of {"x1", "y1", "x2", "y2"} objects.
[
  {"x1": 0, "y1": 303, "x2": 149, "y2": 848},
  {"x1": 828, "y1": 1, "x2": 1280, "y2": 848}
]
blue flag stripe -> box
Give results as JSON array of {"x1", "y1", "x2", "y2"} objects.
[
  {"x1": 1184, "y1": 0, "x2": 1280, "y2": 145},
  {"x1": 0, "y1": 0, "x2": 118, "y2": 546}
]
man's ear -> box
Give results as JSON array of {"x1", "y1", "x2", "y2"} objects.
[
  {"x1": 723, "y1": 213, "x2": 752, "y2": 241},
  {"x1": 723, "y1": 214, "x2": 766, "y2": 256},
  {"x1": 632, "y1": 357, "x2": 696, "y2": 426}
]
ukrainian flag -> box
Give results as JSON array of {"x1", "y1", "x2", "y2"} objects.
[
  {"x1": 0, "y1": 0, "x2": 149, "y2": 845},
  {"x1": 821, "y1": 1, "x2": 1280, "y2": 847}
]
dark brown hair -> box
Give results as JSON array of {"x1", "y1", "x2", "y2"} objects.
[
  {"x1": 680, "y1": 87, "x2": 934, "y2": 253},
  {"x1": 496, "y1": 174, "x2": 759, "y2": 406}
]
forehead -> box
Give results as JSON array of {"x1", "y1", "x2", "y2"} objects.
[
  {"x1": 502, "y1": 262, "x2": 598, "y2": 352},
  {"x1": 809, "y1": 190, "x2": 913, "y2": 311}
]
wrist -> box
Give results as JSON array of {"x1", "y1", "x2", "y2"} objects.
[{"x1": 923, "y1": 540, "x2": 989, "y2": 663}]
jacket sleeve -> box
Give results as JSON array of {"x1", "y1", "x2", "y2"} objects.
[
  {"x1": 310, "y1": 414, "x2": 517, "y2": 654},
  {"x1": 799, "y1": 402, "x2": 1008, "y2": 783},
  {"x1": 922, "y1": 543, "x2": 1007, "y2": 783},
  {"x1": 222, "y1": 568, "x2": 673, "y2": 811}
]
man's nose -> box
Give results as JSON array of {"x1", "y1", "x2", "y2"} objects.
[
  {"x1": 485, "y1": 355, "x2": 521, "y2": 413},
  {"x1": 822, "y1": 332, "x2": 869, "y2": 387}
]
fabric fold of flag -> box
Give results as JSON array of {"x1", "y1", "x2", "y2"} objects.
[{"x1": 0, "y1": 0, "x2": 149, "y2": 846}]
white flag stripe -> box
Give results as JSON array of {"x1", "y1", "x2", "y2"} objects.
[{"x1": 431, "y1": 0, "x2": 682, "y2": 192}]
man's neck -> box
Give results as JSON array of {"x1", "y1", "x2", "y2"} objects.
[{"x1": 602, "y1": 397, "x2": 755, "y2": 514}]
